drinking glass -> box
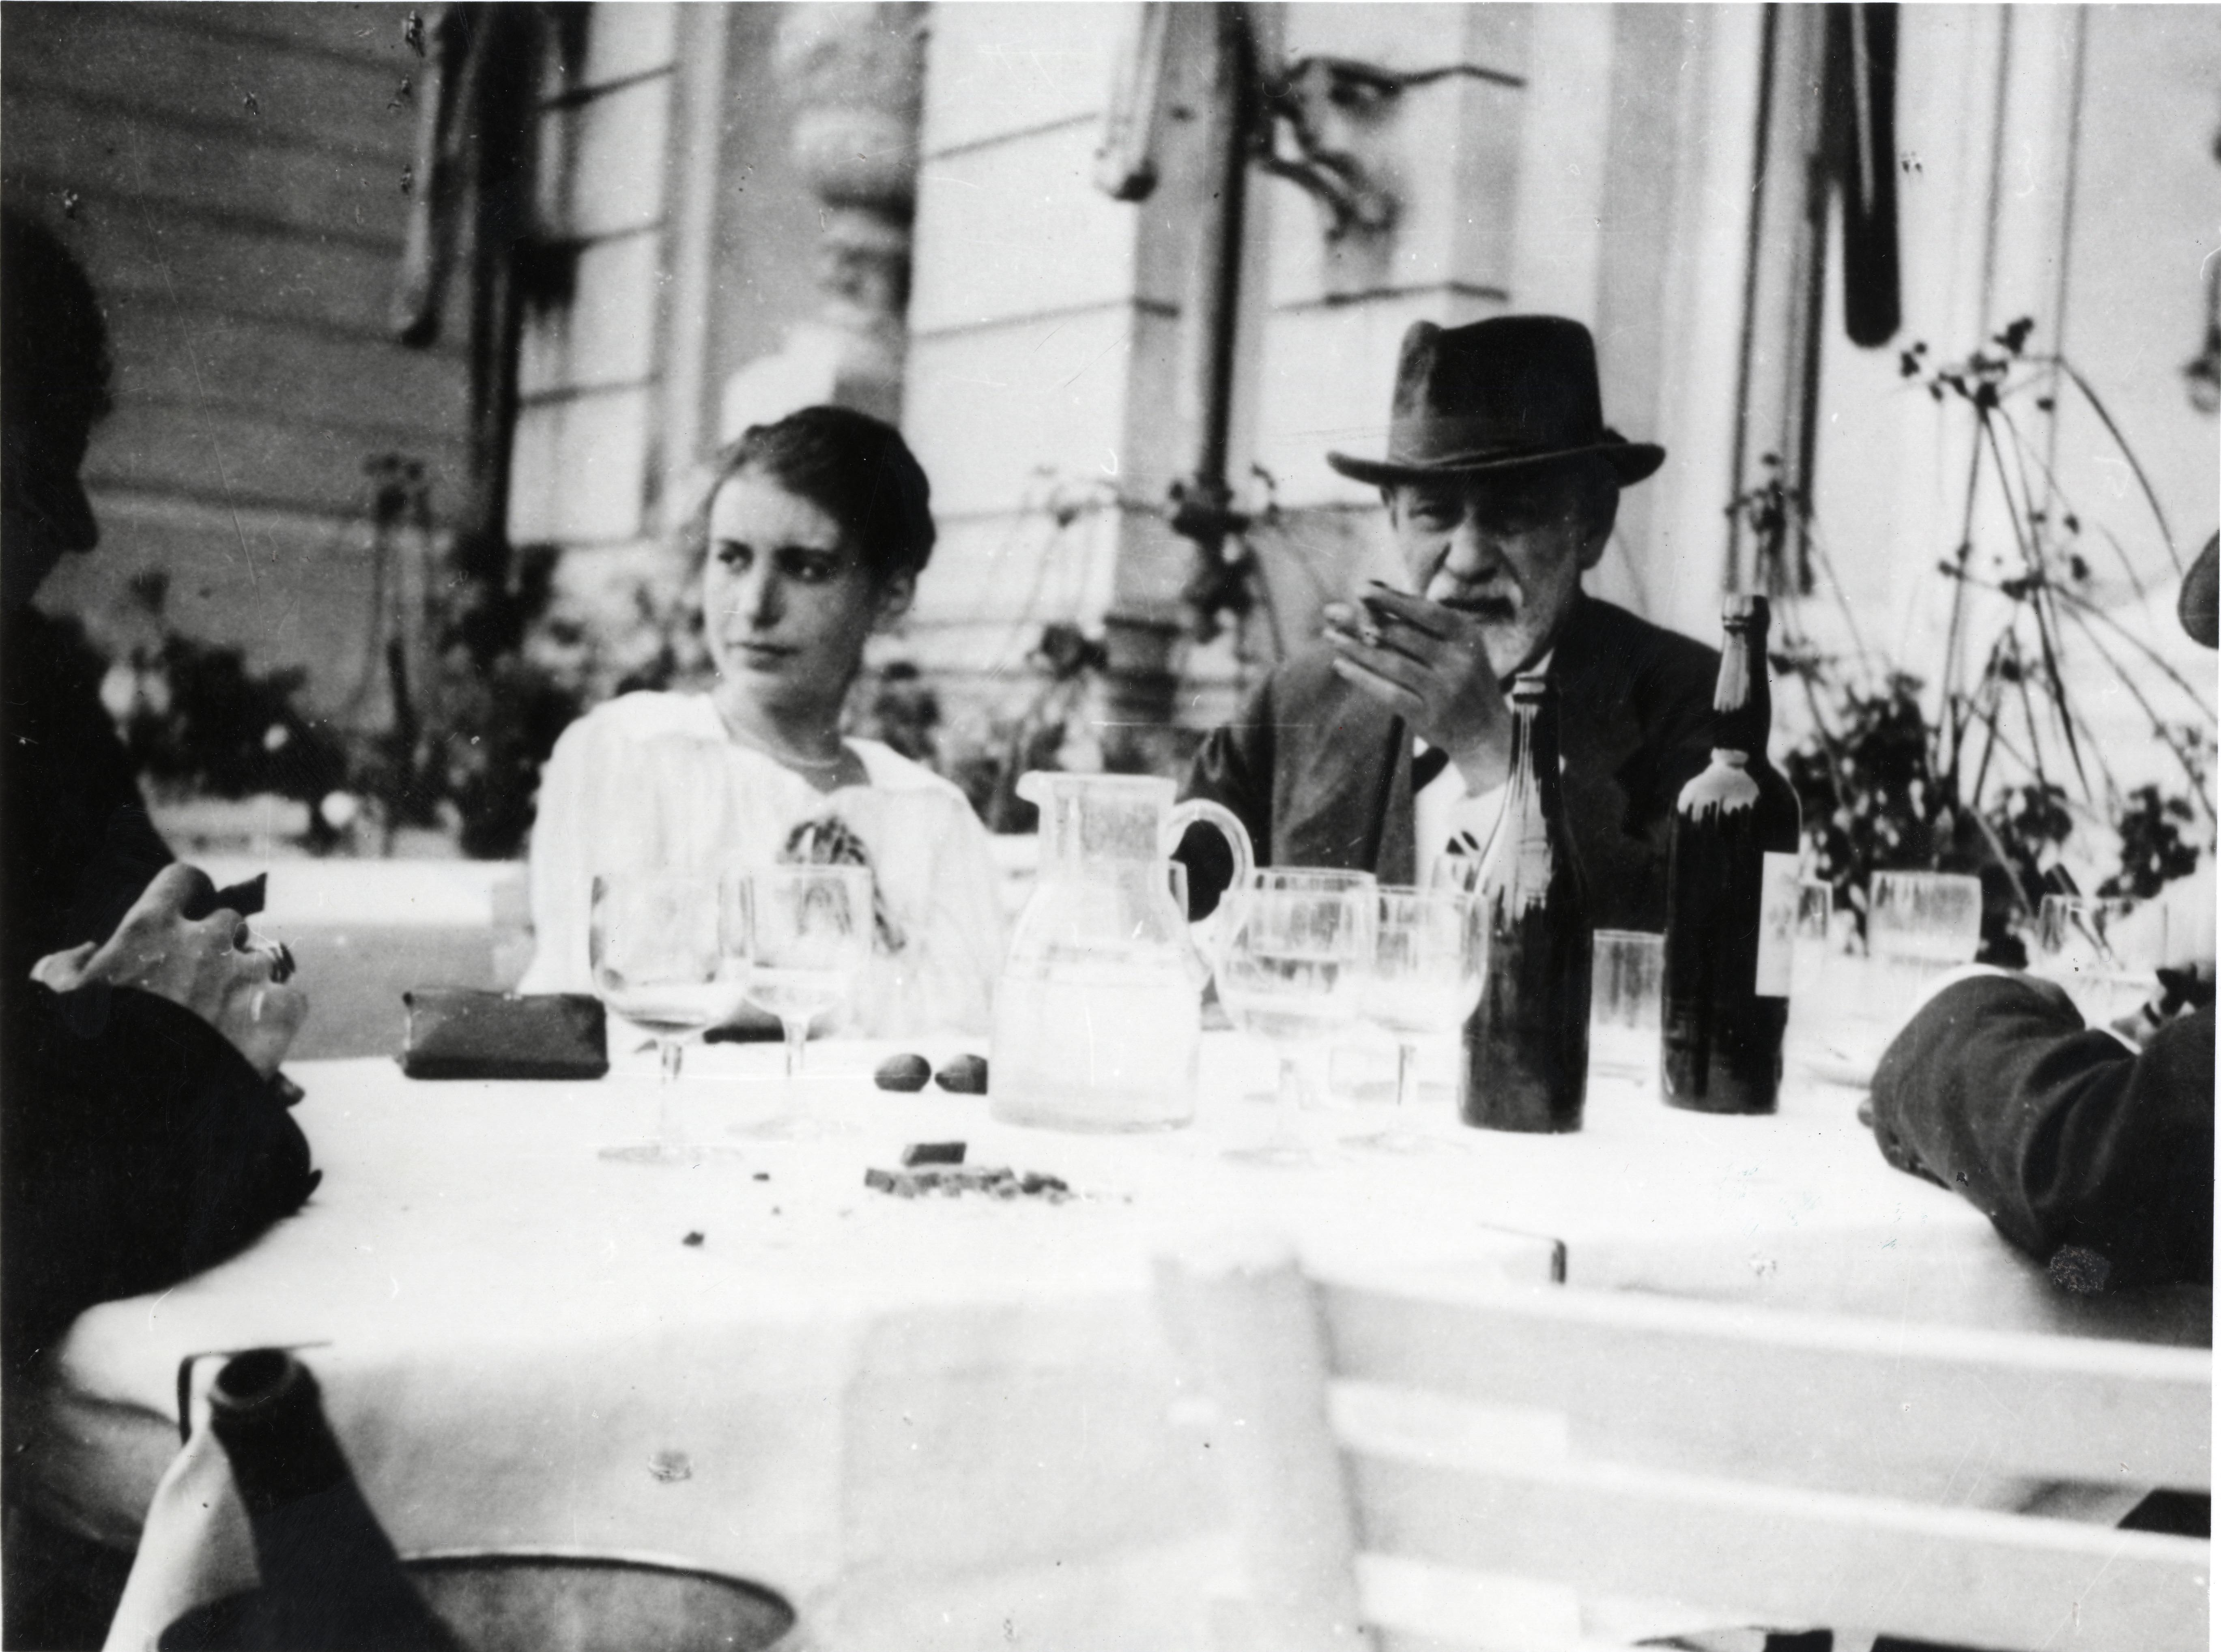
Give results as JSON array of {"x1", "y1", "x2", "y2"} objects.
[
  {"x1": 1861, "y1": 870, "x2": 1983, "y2": 1041},
  {"x1": 1788, "y1": 878, "x2": 1836, "y2": 995},
  {"x1": 1783, "y1": 879, "x2": 1858, "y2": 1078},
  {"x1": 1346, "y1": 887, "x2": 1481, "y2": 1153},
  {"x1": 1867, "y1": 871, "x2": 1983, "y2": 964},
  {"x1": 2032, "y1": 894, "x2": 2152, "y2": 1025},
  {"x1": 1588, "y1": 929, "x2": 1663, "y2": 1091},
  {"x1": 590, "y1": 871, "x2": 750, "y2": 1165},
  {"x1": 743, "y1": 864, "x2": 874, "y2": 1079},
  {"x1": 1215, "y1": 869, "x2": 1376, "y2": 1167}
]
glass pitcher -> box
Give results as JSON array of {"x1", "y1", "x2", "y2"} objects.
[{"x1": 991, "y1": 772, "x2": 1253, "y2": 1131}]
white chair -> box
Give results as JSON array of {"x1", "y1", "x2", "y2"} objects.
[{"x1": 1156, "y1": 1237, "x2": 2210, "y2": 1652}]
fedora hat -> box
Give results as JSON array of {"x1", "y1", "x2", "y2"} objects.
[{"x1": 1326, "y1": 316, "x2": 1665, "y2": 487}]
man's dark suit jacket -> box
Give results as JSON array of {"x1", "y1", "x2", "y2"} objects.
[
  {"x1": 1177, "y1": 594, "x2": 1720, "y2": 932},
  {"x1": 1870, "y1": 975, "x2": 2213, "y2": 1291}
]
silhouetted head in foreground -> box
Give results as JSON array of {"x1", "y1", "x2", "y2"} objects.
[{"x1": 2, "y1": 206, "x2": 112, "y2": 610}]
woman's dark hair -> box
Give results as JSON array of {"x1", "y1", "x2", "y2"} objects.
[
  {"x1": 690, "y1": 405, "x2": 935, "y2": 588},
  {"x1": 693, "y1": 404, "x2": 937, "y2": 586},
  {"x1": 2, "y1": 206, "x2": 113, "y2": 438}
]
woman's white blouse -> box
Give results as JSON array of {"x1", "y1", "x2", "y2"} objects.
[{"x1": 519, "y1": 692, "x2": 1007, "y2": 1035}]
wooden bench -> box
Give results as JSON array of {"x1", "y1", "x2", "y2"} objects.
[{"x1": 1157, "y1": 1236, "x2": 2210, "y2": 1652}]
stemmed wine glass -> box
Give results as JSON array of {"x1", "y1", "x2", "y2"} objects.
[
  {"x1": 1346, "y1": 885, "x2": 1482, "y2": 1154},
  {"x1": 1214, "y1": 868, "x2": 1376, "y2": 1168},
  {"x1": 729, "y1": 864, "x2": 874, "y2": 1138},
  {"x1": 591, "y1": 870, "x2": 751, "y2": 1166}
]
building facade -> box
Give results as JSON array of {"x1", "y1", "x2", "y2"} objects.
[{"x1": 9, "y1": 3, "x2": 2213, "y2": 841}]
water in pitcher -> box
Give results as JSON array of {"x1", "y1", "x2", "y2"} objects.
[{"x1": 991, "y1": 962, "x2": 1202, "y2": 1132}]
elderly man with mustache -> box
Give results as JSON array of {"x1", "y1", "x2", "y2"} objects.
[{"x1": 1178, "y1": 316, "x2": 1720, "y2": 932}]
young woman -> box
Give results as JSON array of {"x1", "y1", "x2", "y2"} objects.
[{"x1": 520, "y1": 406, "x2": 1004, "y2": 1034}]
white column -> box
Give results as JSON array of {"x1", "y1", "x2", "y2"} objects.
[
  {"x1": 1594, "y1": 3, "x2": 1767, "y2": 644},
  {"x1": 900, "y1": 2, "x2": 1213, "y2": 729}
]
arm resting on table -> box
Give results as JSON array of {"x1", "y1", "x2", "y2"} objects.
[
  {"x1": 1869, "y1": 976, "x2": 2213, "y2": 1291},
  {"x1": 2, "y1": 983, "x2": 320, "y2": 1373}
]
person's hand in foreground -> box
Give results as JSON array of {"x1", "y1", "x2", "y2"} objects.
[{"x1": 30, "y1": 863, "x2": 306, "y2": 1078}]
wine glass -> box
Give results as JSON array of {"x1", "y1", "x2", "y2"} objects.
[
  {"x1": 1346, "y1": 886, "x2": 1482, "y2": 1154},
  {"x1": 723, "y1": 864, "x2": 874, "y2": 1141},
  {"x1": 2031, "y1": 894, "x2": 2152, "y2": 1025},
  {"x1": 1867, "y1": 870, "x2": 1984, "y2": 965},
  {"x1": 1215, "y1": 869, "x2": 1376, "y2": 1167},
  {"x1": 590, "y1": 870, "x2": 750, "y2": 1165},
  {"x1": 1858, "y1": 870, "x2": 1984, "y2": 1063}
]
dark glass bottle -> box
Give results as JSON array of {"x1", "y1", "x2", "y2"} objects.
[
  {"x1": 1462, "y1": 674, "x2": 1591, "y2": 1132},
  {"x1": 1660, "y1": 594, "x2": 1803, "y2": 1114},
  {"x1": 172, "y1": 1349, "x2": 459, "y2": 1652}
]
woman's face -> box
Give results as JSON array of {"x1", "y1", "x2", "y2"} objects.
[{"x1": 701, "y1": 468, "x2": 912, "y2": 721}]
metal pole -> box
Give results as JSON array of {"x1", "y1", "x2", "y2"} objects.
[{"x1": 1169, "y1": 2, "x2": 1258, "y2": 637}]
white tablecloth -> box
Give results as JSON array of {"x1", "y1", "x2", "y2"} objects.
[{"x1": 20, "y1": 1035, "x2": 2208, "y2": 1651}]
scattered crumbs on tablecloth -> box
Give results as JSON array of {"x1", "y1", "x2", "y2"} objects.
[
  {"x1": 649, "y1": 1450, "x2": 692, "y2": 1483},
  {"x1": 864, "y1": 1166, "x2": 1073, "y2": 1203},
  {"x1": 682, "y1": 1231, "x2": 705, "y2": 1247}
]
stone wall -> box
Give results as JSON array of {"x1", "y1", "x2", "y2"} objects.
[{"x1": 6, "y1": 2, "x2": 474, "y2": 716}]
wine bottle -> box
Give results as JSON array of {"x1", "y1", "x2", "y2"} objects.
[
  {"x1": 1660, "y1": 594, "x2": 1803, "y2": 1113},
  {"x1": 1461, "y1": 674, "x2": 1592, "y2": 1132},
  {"x1": 189, "y1": 1349, "x2": 459, "y2": 1651}
]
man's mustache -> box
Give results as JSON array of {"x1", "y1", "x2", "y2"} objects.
[{"x1": 1438, "y1": 592, "x2": 1520, "y2": 622}]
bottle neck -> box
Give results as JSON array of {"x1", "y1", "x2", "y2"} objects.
[
  {"x1": 1506, "y1": 690, "x2": 1563, "y2": 817},
  {"x1": 208, "y1": 1353, "x2": 351, "y2": 1518},
  {"x1": 1714, "y1": 620, "x2": 1773, "y2": 760}
]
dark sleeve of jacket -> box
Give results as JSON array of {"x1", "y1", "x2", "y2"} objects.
[
  {"x1": 1868, "y1": 975, "x2": 2214, "y2": 1291},
  {"x1": 1175, "y1": 667, "x2": 1281, "y2": 918},
  {"x1": 2, "y1": 981, "x2": 320, "y2": 1373}
]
